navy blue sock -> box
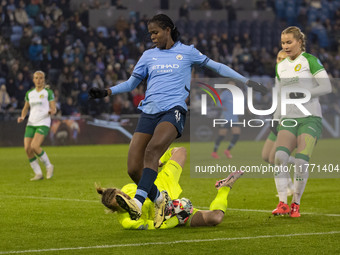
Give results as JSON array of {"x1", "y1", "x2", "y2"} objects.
[
  {"x1": 227, "y1": 134, "x2": 240, "y2": 150},
  {"x1": 148, "y1": 184, "x2": 160, "y2": 202},
  {"x1": 214, "y1": 135, "x2": 224, "y2": 152},
  {"x1": 134, "y1": 168, "x2": 158, "y2": 205}
]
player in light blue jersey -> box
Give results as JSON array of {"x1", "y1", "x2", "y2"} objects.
[
  {"x1": 211, "y1": 84, "x2": 241, "y2": 159},
  {"x1": 89, "y1": 14, "x2": 267, "y2": 228}
]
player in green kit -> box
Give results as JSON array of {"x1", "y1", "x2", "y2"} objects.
[
  {"x1": 272, "y1": 27, "x2": 332, "y2": 217},
  {"x1": 17, "y1": 71, "x2": 56, "y2": 181},
  {"x1": 261, "y1": 50, "x2": 295, "y2": 197}
]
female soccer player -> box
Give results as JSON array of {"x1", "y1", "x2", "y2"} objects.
[
  {"x1": 272, "y1": 27, "x2": 332, "y2": 217},
  {"x1": 211, "y1": 83, "x2": 241, "y2": 159},
  {"x1": 89, "y1": 14, "x2": 266, "y2": 228},
  {"x1": 17, "y1": 71, "x2": 56, "y2": 181},
  {"x1": 261, "y1": 50, "x2": 294, "y2": 197},
  {"x1": 96, "y1": 147, "x2": 244, "y2": 230}
]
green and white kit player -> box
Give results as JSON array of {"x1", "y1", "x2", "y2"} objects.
[
  {"x1": 272, "y1": 27, "x2": 332, "y2": 217},
  {"x1": 17, "y1": 71, "x2": 56, "y2": 181}
]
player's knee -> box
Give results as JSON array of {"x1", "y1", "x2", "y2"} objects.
[
  {"x1": 275, "y1": 150, "x2": 289, "y2": 165},
  {"x1": 172, "y1": 147, "x2": 187, "y2": 159},
  {"x1": 30, "y1": 143, "x2": 40, "y2": 154},
  {"x1": 24, "y1": 145, "x2": 32, "y2": 155},
  {"x1": 144, "y1": 144, "x2": 163, "y2": 163}
]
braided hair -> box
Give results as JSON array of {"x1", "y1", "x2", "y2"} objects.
[
  {"x1": 148, "y1": 14, "x2": 180, "y2": 42},
  {"x1": 282, "y1": 26, "x2": 306, "y2": 52}
]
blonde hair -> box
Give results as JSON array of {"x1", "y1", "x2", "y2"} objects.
[
  {"x1": 277, "y1": 49, "x2": 287, "y2": 63},
  {"x1": 33, "y1": 70, "x2": 51, "y2": 89},
  {"x1": 281, "y1": 26, "x2": 306, "y2": 51},
  {"x1": 96, "y1": 186, "x2": 120, "y2": 212},
  {"x1": 33, "y1": 70, "x2": 45, "y2": 78}
]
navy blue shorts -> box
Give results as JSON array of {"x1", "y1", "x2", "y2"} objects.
[{"x1": 135, "y1": 106, "x2": 187, "y2": 138}]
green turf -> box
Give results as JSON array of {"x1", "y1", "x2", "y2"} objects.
[{"x1": 0, "y1": 140, "x2": 340, "y2": 254}]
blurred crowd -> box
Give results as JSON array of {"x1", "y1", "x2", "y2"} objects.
[{"x1": 0, "y1": 0, "x2": 339, "y2": 120}]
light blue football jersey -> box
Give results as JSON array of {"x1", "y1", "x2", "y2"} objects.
[{"x1": 132, "y1": 41, "x2": 208, "y2": 114}]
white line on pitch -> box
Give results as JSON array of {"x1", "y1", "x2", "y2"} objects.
[
  {"x1": 2, "y1": 195, "x2": 340, "y2": 217},
  {"x1": 0, "y1": 231, "x2": 339, "y2": 254},
  {"x1": 0, "y1": 195, "x2": 99, "y2": 203},
  {"x1": 197, "y1": 206, "x2": 340, "y2": 217}
]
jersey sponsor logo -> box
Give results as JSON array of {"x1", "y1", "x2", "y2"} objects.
[
  {"x1": 281, "y1": 76, "x2": 299, "y2": 86},
  {"x1": 151, "y1": 64, "x2": 180, "y2": 73},
  {"x1": 151, "y1": 64, "x2": 179, "y2": 70},
  {"x1": 174, "y1": 110, "x2": 181, "y2": 123},
  {"x1": 294, "y1": 64, "x2": 302, "y2": 72},
  {"x1": 176, "y1": 54, "x2": 183, "y2": 60},
  {"x1": 31, "y1": 102, "x2": 43, "y2": 106}
]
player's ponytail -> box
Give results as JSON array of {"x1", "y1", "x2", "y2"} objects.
[
  {"x1": 282, "y1": 26, "x2": 306, "y2": 52},
  {"x1": 96, "y1": 186, "x2": 120, "y2": 212},
  {"x1": 171, "y1": 25, "x2": 180, "y2": 42},
  {"x1": 148, "y1": 14, "x2": 180, "y2": 42}
]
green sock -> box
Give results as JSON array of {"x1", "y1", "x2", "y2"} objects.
[{"x1": 209, "y1": 186, "x2": 230, "y2": 213}]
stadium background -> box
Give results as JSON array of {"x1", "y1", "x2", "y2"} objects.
[
  {"x1": 0, "y1": 0, "x2": 340, "y2": 146},
  {"x1": 0, "y1": 1, "x2": 340, "y2": 254}
]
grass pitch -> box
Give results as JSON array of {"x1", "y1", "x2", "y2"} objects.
[{"x1": 0, "y1": 140, "x2": 340, "y2": 254}]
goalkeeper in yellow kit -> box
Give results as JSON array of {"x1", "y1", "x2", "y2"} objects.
[{"x1": 96, "y1": 147, "x2": 243, "y2": 230}]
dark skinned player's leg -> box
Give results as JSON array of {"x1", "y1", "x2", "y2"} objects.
[
  {"x1": 144, "y1": 121, "x2": 178, "y2": 171},
  {"x1": 127, "y1": 132, "x2": 152, "y2": 184},
  {"x1": 134, "y1": 121, "x2": 178, "y2": 206}
]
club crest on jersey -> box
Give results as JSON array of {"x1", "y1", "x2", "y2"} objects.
[
  {"x1": 294, "y1": 64, "x2": 302, "y2": 72},
  {"x1": 39, "y1": 94, "x2": 44, "y2": 99},
  {"x1": 176, "y1": 54, "x2": 183, "y2": 60}
]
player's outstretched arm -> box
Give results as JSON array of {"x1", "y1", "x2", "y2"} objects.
[
  {"x1": 88, "y1": 76, "x2": 142, "y2": 99},
  {"x1": 189, "y1": 210, "x2": 224, "y2": 227},
  {"x1": 204, "y1": 59, "x2": 268, "y2": 95}
]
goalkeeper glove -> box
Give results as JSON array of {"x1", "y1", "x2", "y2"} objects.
[
  {"x1": 176, "y1": 210, "x2": 191, "y2": 225},
  {"x1": 246, "y1": 80, "x2": 268, "y2": 96},
  {"x1": 88, "y1": 87, "x2": 108, "y2": 99}
]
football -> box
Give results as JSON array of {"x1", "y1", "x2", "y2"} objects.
[{"x1": 165, "y1": 198, "x2": 194, "y2": 225}]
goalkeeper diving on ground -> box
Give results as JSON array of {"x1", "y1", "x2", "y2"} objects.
[{"x1": 96, "y1": 147, "x2": 243, "y2": 230}]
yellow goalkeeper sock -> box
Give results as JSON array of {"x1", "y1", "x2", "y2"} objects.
[
  {"x1": 159, "y1": 148, "x2": 174, "y2": 166},
  {"x1": 209, "y1": 186, "x2": 230, "y2": 213}
]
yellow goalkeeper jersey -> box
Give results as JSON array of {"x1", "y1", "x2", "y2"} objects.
[{"x1": 117, "y1": 158, "x2": 183, "y2": 230}]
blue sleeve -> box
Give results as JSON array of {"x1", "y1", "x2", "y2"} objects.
[
  {"x1": 109, "y1": 76, "x2": 142, "y2": 95},
  {"x1": 190, "y1": 46, "x2": 209, "y2": 66},
  {"x1": 204, "y1": 59, "x2": 248, "y2": 84},
  {"x1": 132, "y1": 52, "x2": 148, "y2": 80}
]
